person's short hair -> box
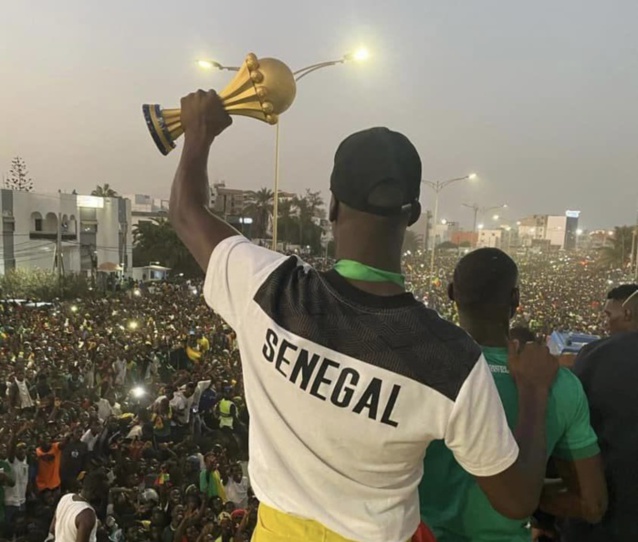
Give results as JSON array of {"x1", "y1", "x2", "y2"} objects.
[
  {"x1": 509, "y1": 326, "x2": 536, "y2": 344},
  {"x1": 82, "y1": 469, "x2": 109, "y2": 499},
  {"x1": 452, "y1": 248, "x2": 518, "y2": 310},
  {"x1": 607, "y1": 284, "x2": 638, "y2": 302}
]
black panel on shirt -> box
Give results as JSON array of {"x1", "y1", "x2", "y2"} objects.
[
  {"x1": 252, "y1": 257, "x2": 481, "y2": 401},
  {"x1": 563, "y1": 332, "x2": 638, "y2": 542}
]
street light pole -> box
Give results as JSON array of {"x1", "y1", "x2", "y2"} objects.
[
  {"x1": 422, "y1": 174, "x2": 476, "y2": 275},
  {"x1": 462, "y1": 203, "x2": 507, "y2": 232},
  {"x1": 272, "y1": 51, "x2": 368, "y2": 250},
  {"x1": 198, "y1": 49, "x2": 369, "y2": 251}
]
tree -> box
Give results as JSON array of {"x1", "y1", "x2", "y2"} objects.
[
  {"x1": 402, "y1": 230, "x2": 420, "y2": 253},
  {"x1": 304, "y1": 189, "x2": 325, "y2": 219},
  {"x1": 133, "y1": 218, "x2": 201, "y2": 277},
  {"x1": 242, "y1": 188, "x2": 273, "y2": 239},
  {"x1": 598, "y1": 226, "x2": 636, "y2": 268},
  {"x1": 5, "y1": 156, "x2": 33, "y2": 192},
  {"x1": 91, "y1": 183, "x2": 118, "y2": 197}
]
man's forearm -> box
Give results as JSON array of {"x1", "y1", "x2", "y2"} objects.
[
  {"x1": 539, "y1": 480, "x2": 586, "y2": 519},
  {"x1": 513, "y1": 385, "x2": 550, "y2": 508},
  {"x1": 169, "y1": 135, "x2": 239, "y2": 270},
  {"x1": 169, "y1": 136, "x2": 211, "y2": 220}
]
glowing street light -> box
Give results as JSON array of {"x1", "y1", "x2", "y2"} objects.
[
  {"x1": 422, "y1": 173, "x2": 477, "y2": 273},
  {"x1": 196, "y1": 59, "x2": 240, "y2": 71},
  {"x1": 128, "y1": 321, "x2": 139, "y2": 331},
  {"x1": 478, "y1": 224, "x2": 485, "y2": 230},
  {"x1": 198, "y1": 48, "x2": 370, "y2": 251},
  {"x1": 492, "y1": 214, "x2": 500, "y2": 221},
  {"x1": 463, "y1": 203, "x2": 506, "y2": 233},
  {"x1": 347, "y1": 47, "x2": 370, "y2": 62}
]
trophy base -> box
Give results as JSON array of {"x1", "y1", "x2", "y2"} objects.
[{"x1": 143, "y1": 104, "x2": 175, "y2": 156}]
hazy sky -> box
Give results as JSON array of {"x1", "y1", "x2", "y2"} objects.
[{"x1": 1, "y1": 0, "x2": 637, "y2": 229}]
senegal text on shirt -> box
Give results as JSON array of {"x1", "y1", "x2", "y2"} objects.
[{"x1": 262, "y1": 328, "x2": 401, "y2": 427}]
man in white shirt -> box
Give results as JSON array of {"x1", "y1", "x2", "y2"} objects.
[
  {"x1": 81, "y1": 421, "x2": 102, "y2": 452},
  {"x1": 4, "y1": 424, "x2": 28, "y2": 539},
  {"x1": 224, "y1": 463, "x2": 249, "y2": 509},
  {"x1": 7, "y1": 365, "x2": 34, "y2": 413},
  {"x1": 95, "y1": 393, "x2": 121, "y2": 423},
  {"x1": 167, "y1": 90, "x2": 559, "y2": 542},
  {"x1": 169, "y1": 383, "x2": 195, "y2": 426}
]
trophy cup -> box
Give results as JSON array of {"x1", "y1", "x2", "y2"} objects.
[{"x1": 143, "y1": 53, "x2": 297, "y2": 155}]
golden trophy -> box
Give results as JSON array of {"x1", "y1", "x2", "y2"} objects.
[{"x1": 143, "y1": 53, "x2": 297, "y2": 155}]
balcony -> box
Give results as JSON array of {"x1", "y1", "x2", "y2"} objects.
[{"x1": 30, "y1": 231, "x2": 77, "y2": 241}]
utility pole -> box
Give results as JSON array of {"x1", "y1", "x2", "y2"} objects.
[{"x1": 54, "y1": 212, "x2": 64, "y2": 296}]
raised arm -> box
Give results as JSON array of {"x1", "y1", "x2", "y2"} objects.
[
  {"x1": 168, "y1": 90, "x2": 237, "y2": 271},
  {"x1": 446, "y1": 342, "x2": 558, "y2": 520},
  {"x1": 474, "y1": 342, "x2": 559, "y2": 519}
]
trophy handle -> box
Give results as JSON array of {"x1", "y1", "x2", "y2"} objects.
[{"x1": 143, "y1": 105, "x2": 182, "y2": 156}]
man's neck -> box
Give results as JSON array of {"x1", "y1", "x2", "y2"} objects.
[
  {"x1": 459, "y1": 313, "x2": 510, "y2": 348},
  {"x1": 334, "y1": 247, "x2": 402, "y2": 273}
]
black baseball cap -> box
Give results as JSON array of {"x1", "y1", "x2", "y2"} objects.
[{"x1": 330, "y1": 127, "x2": 422, "y2": 216}]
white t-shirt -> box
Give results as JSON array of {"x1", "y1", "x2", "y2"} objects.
[
  {"x1": 81, "y1": 429, "x2": 99, "y2": 452},
  {"x1": 170, "y1": 392, "x2": 193, "y2": 425},
  {"x1": 224, "y1": 476, "x2": 249, "y2": 509},
  {"x1": 4, "y1": 457, "x2": 28, "y2": 506},
  {"x1": 203, "y1": 236, "x2": 518, "y2": 542},
  {"x1": 96, "y1": 399, "x2": 121, "y2": 422}
]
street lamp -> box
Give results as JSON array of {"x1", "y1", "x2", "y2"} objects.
[
  {"x1": 196, "y1": 59, "x2": 240, "y2": 71},
  {"x1": 198, "y1": 49, "x2": 369, "y2": 251},
  {"x1": 423, "y1": 173, "x2": 477, "y2": 274},
  {"x1": 462, "y1": 203, "x2": 507, "y2": 232}
]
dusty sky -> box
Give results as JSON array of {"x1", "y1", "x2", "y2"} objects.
[{"x1": 1, "y1": 0, "x2": 637, "y2": 229}]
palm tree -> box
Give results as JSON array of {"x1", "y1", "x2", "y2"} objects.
[
  {"x1": 243, "y1": 188, "x2": 273, "y2": 239},
  {"x1": 304, "y1": 189, "x2": 325, "y2": 219},
  {"x1": 292, "y1": 195, "x2": 313, "y2": 246},
  {"x1": 277, "y1": 199, "x2": 294, "y2": 248},
  {"x1": 402, "y1": 230, "x2": 420, "y2": 253},
  {"x1": 598, "y1": 226, "x2": 635, "y2": 268},
  {"x1": 91, "y1": 183, "x2": 118, "y2": 197}
]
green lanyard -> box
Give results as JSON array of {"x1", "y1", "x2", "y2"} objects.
[{"x1": 333, "y1": 259, "x2": 405, "y2": 288}]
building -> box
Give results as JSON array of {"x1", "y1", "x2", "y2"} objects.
[
  {"x1": 210, "y1": 182, "x2": 247, "y2": 218},
  {"x1": 517, "y1": 211, "x2": 580, "y2": 250},
  {"x1": 431, "y1": 221, "x2": 460, "y2": 247},
  {"x1": 0, "y1": 190, "x2": 132, "y2": 276},
  {"x1": 122, "y1": 193, "x2": 169, "y2": 229},
  {"x1": 477, "y1": 229, "x2": 503, "y2": 249},
  {"x1": 450, "y1": 230, "x2": 478, "y2": 248}
]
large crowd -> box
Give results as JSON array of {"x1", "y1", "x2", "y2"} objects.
[{"x1": 0, "y1": 251, "x2": 628, "y2": 542}]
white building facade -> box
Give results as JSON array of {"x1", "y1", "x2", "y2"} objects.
[{"x1": 0, "y1": 190, "x2": 132, "y2": 276}]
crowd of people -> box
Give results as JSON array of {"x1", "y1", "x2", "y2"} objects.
[
  {"x1": 0, "y1": 250, "x2": 631, "y2": 541},
  {"x1": 404, "y1": 250, "x2": 631, "y2": 336},
  {"x1": 0, "y1": 281, "x2": 255, "y2": 541}
]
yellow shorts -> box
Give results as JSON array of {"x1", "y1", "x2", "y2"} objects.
[{"x1": 252, "y1": 503, "x2": 411, "y2": 542}]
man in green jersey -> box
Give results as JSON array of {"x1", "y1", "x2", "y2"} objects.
[{"x1": 419, "y1": 248, "x2": 608, "y2": 541}]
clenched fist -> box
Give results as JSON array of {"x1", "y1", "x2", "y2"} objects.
[
  {"x1": 180, "y1": 90, "x2": 233, "y2": 146},
  {"x1": 508, "y1": 340, "x2": 559, "y2": 392}
]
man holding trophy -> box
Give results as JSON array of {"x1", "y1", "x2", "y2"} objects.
[{"x1": 164, "y1": 58, "x2": 558, "y2": 541}]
